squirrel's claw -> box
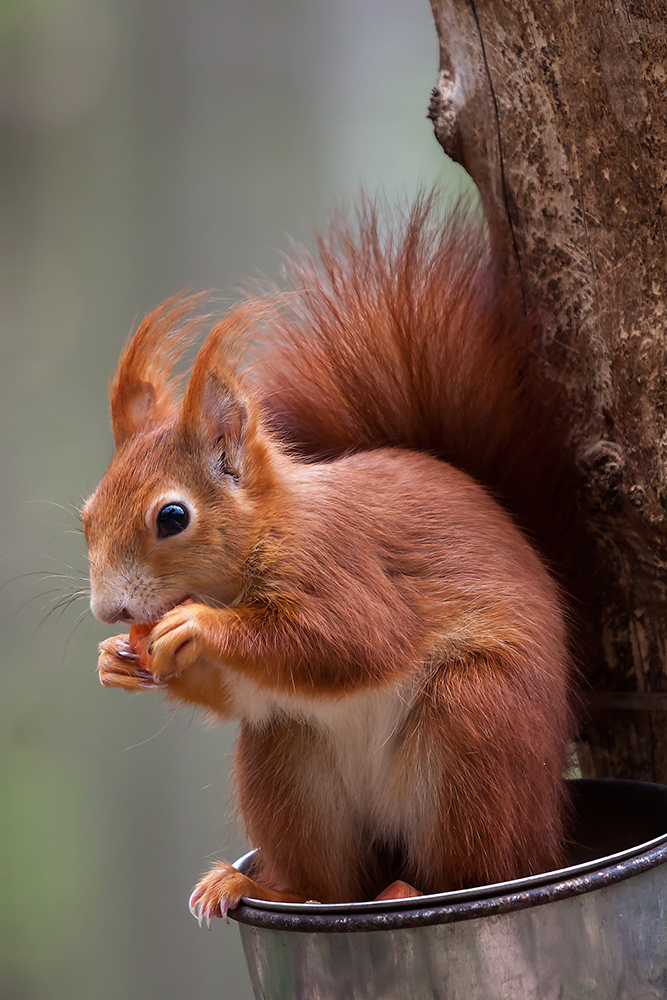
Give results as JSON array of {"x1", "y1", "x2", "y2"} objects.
[
  {"x1": 115, "y1": 644, "x2": 141, "y2": 662},
  {"x1": 189, "y1": 884, "x2": 223, "y2": 929}
]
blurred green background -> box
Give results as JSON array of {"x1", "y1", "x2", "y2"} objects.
[{"x1": 0, "y1": 1, "x2": 462, "y2": 997}]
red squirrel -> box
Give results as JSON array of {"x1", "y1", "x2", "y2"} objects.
[{"x1": 83, "y1": 194, "x2": 575, "y2": 923}]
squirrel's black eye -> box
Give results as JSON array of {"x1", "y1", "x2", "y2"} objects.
[{"x1": 156, "y1": 503, "x2": 190, "y2": 538}]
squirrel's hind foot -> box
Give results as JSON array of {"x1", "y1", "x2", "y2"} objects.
[{"x1": 188, "y1": 860, "x2": 308, "y2": 927}]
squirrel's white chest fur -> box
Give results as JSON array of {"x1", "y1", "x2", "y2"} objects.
[{"x1": 223, "y1": 668, "x2": 419, "y2": 836}]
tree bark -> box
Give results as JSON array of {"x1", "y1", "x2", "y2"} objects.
[{"x1": 428, "y1": 0, "x2": 667, "y2": 780}]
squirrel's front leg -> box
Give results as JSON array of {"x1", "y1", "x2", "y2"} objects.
[
  {"x1": 147, "y1": 601, "x2": 227, "y2": 681},
  {"x1": 144, "y1": 602, "x2": 236, "y2": 717}
]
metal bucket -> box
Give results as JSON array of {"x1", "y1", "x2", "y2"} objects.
[{"x1": 230, "y1": 779, "x2": 667, "y2": 1000}]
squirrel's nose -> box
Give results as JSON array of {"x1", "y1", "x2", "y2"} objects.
[{"x1": 91, "y1": 598, "x2": 133, "y2": 624}]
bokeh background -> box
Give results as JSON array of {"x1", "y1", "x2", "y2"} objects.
[{"x1": 0, "y1": 1, "x2": 463, "y2": 997}]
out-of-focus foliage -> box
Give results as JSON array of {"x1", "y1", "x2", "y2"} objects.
[{"x1": 0, "y1": 1, "x2": 462, "y2": 997}]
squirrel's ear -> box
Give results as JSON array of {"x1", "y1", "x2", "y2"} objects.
[
  {"x1": 180, "y1": 313, "x2": 252, "y2": 468},
  {"x1": 200, "y1": 371, "x2": 247, "y2": 452},
  {"x1": 110, "y1": 294, "x2": 206, "y2": 447},
  {"x1": 110, "y1": 379, "x2": 156, "y2": 445}
]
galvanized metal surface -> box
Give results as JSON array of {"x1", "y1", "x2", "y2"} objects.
[
  {"x1": 238, "y1": 863, "x2": 667, "y2": 999},
  {"x1": 230, "y1": 779, "x2": 667, "y2": 1000}
]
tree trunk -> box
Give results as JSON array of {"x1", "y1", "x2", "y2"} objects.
[{"x1": 427, "y1": 0, "x2": 667, "y2": 780}]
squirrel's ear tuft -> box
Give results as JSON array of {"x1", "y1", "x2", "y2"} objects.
[{"x1": 110, "y1": 294, "x2": 207, "y2": 447}]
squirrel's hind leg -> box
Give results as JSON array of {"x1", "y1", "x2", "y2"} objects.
[{"x1": 401, "y1": 651, "x2": 570, "y2": 891}]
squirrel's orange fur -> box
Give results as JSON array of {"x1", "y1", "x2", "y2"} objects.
[{"x1": 83, "y1": 194, "x2": 575, "y2": 920}]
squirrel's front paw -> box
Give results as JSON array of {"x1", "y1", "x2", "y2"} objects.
[
  {"x1": 148, "y1": 603, "x2": 220, "y2": 682},
  {"x1": 98, "y1": 635, "x2": 164, "y2": 692},
  {"x1": 189, "y1": 861, "x2": 256, "y2": 927}
]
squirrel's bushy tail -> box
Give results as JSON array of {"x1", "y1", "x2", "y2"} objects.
[{"x1": 254, "y1": 191, "x2": 575, "y2": 571}]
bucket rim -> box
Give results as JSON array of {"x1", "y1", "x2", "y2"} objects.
[{"x1": 228, "y1": 777, "x2": 667, "y2": 933}]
